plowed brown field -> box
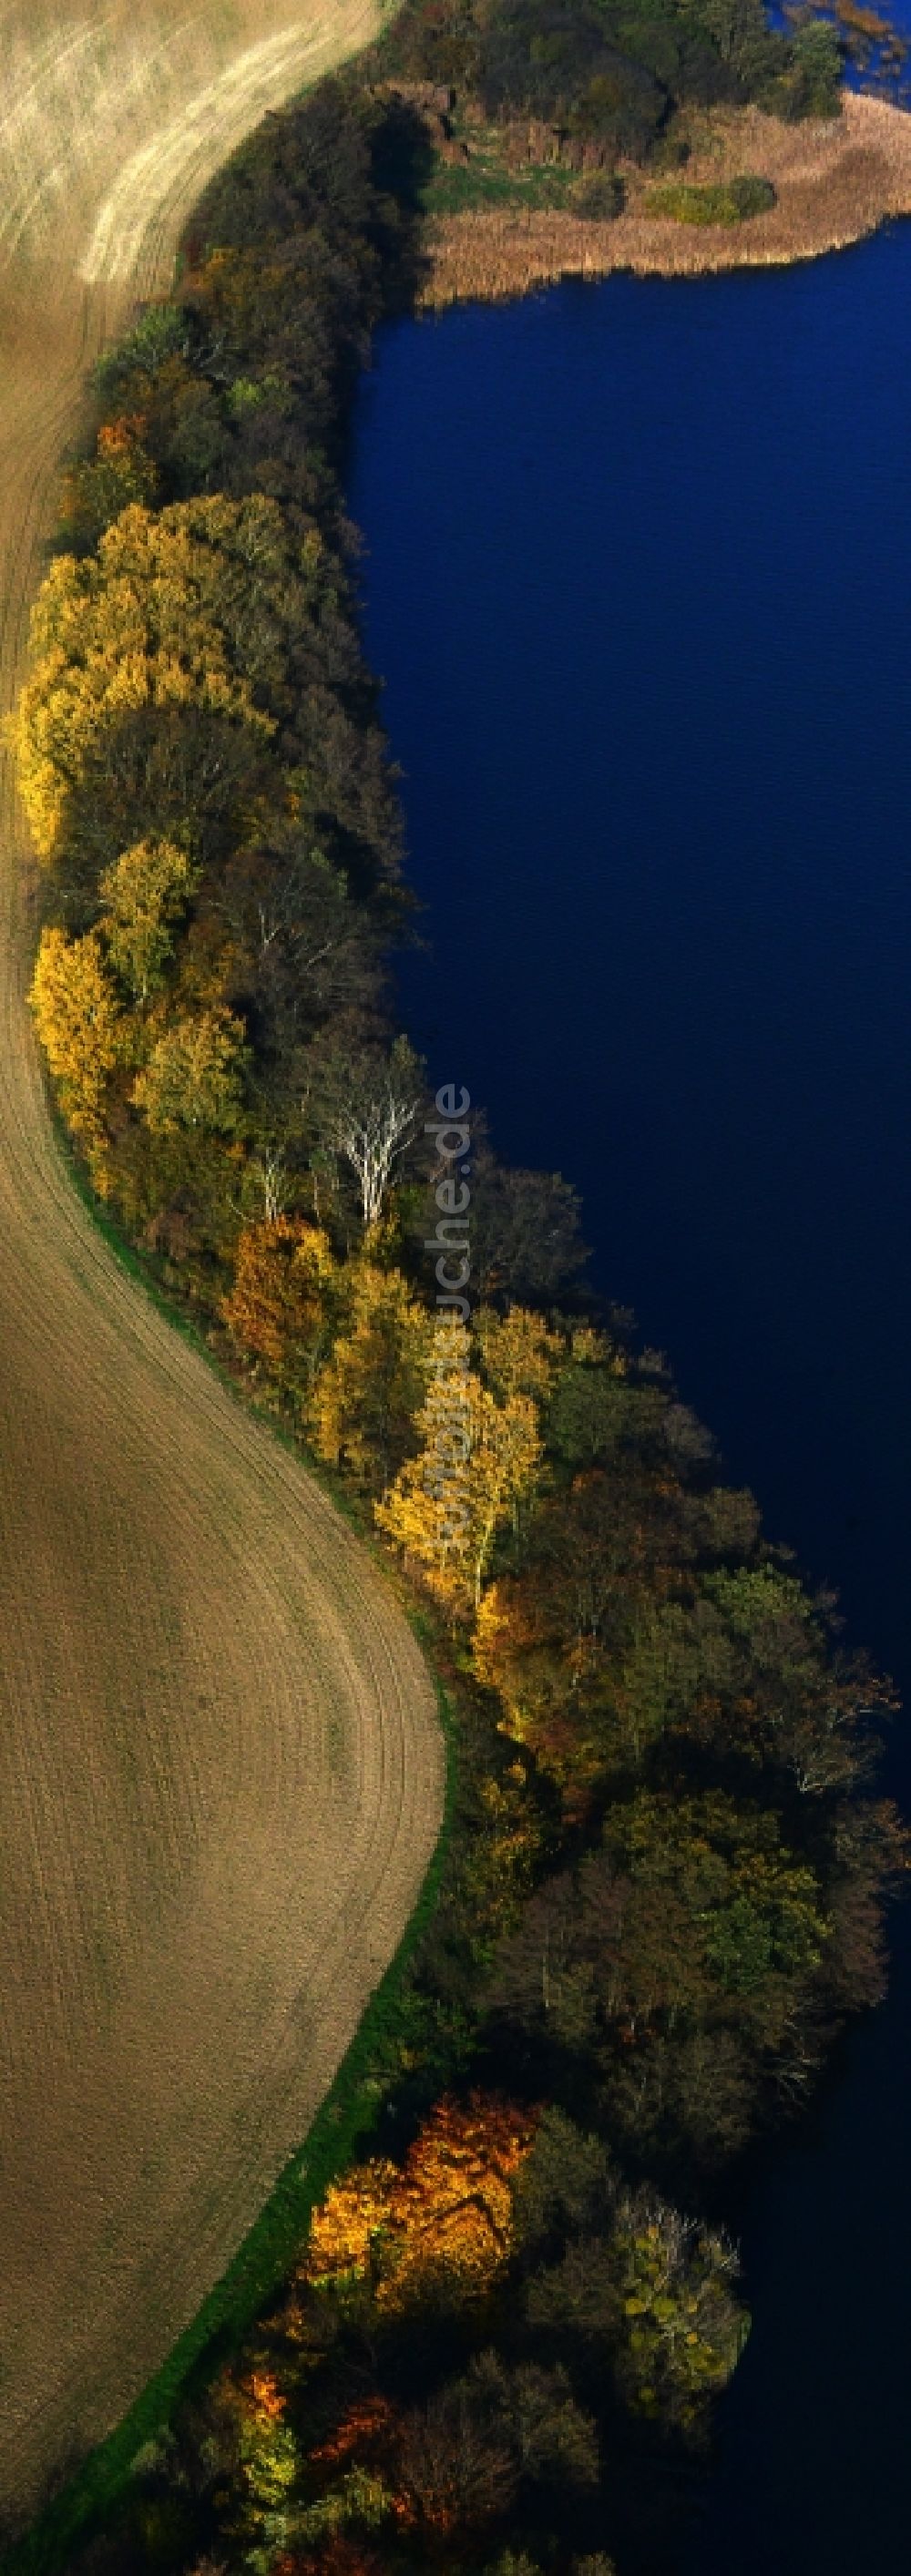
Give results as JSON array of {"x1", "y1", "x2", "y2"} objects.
[{"x1": 0, "y1": 0, "x2": 444, "y2": 2530}]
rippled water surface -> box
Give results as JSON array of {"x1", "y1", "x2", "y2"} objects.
[{"x1": 349, "y1": 199, "x2": 911, "y2": 2571}]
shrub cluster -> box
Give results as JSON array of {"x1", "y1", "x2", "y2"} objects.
[{"x1": 645, "y1": 173, "x2": 777, "y2": 221}]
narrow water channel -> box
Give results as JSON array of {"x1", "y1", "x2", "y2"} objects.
[{"x1": 348, "y1": 217, "x2": 911, "y2": 2570}]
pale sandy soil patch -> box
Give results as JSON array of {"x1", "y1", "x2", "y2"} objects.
[
  {"x1": 0, "y1": 0, "x2": 444, "y2": 2532},
  {"x1": 424, "y1": 90, "x2": 911, "y2": 304}
]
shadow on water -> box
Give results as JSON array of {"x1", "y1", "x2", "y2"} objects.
[{"x1": 348, "y1": 211, "x2": 911, "y2": 2571}]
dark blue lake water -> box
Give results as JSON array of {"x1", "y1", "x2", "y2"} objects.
[{"x1": 348, "y1": 210, "x2": 911, "y2": 2571}]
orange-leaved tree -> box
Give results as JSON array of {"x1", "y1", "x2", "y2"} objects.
[
  {"x1": 221, "y1": 1216, "x2": 338, "y2": 1403},
  {"x1": 303, "y1": 2158, "x2": 400, "y2": 2289},
  {"x1": 302, "y1": 2096, "x2": 537, "y2": 2314},
  {"x1": 59, "y1": 413, "x2": 159, "y2": 553},
  {"x1": 383, "y1": 2094, "x2": 537, "y2": 2310}
]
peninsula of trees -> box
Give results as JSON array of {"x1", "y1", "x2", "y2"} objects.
[
  {"x1": 15, "y1": 36, "x2": 906, "y2": 2576},
  {"x1": 370, "y1": 0, "x2": 911, "y2": 302}
]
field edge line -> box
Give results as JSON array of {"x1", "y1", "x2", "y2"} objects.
[{"x1": 1, "y1": 1475, "x2": 455, "y2": 2576}]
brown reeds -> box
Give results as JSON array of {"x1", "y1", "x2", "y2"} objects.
[{"x1": 422, "y1": 92, "x2": 911, "y2": 306}]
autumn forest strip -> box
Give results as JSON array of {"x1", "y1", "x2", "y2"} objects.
[{"x1": 13, "y1": 18, "x2": 908, "y2": 2576}]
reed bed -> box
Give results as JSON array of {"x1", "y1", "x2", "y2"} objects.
[{"x1": 422, "y1": 91, "x2": 911, "y2": 305}]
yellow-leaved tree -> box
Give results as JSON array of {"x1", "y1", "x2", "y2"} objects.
[
  {"x1": 13, "y1": 495, "x2": 284, "y2": 863},
  {"x1": 375, "y1": 1320, "x2": 543, "y2": 1614},
  {"x1": 130, "y1": 1007, "x2": 249, "y2": 1135},
  {"x1": 99, "y1": 836, "x2": 197, "y2": 1003},
  {"x1": 29, "y1": 926, "x2": 123, "y2": 1188},
  {"x1": 309, "y1": 1260, "x2": 433, "y2": 1496},
  {"x1": 474, "y1": 1303, "x2": 564, "y2": 1403}
]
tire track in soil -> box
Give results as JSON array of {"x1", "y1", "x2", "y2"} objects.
[{"x1": 0, "y1": 0, "x2": 444, "y2": 2527}]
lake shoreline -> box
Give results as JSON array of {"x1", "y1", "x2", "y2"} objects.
[{"x1": 422, "y1": 90, "x2": 911, "y2": 305}]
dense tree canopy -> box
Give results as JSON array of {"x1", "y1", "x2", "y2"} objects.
[{"x1": 375, "y1": 0, "x2": 844, "y2": 158}]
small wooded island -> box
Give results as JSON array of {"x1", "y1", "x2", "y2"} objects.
[{"x1": 14, "y1": 5, "x2": 909, "y2": 2574}]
